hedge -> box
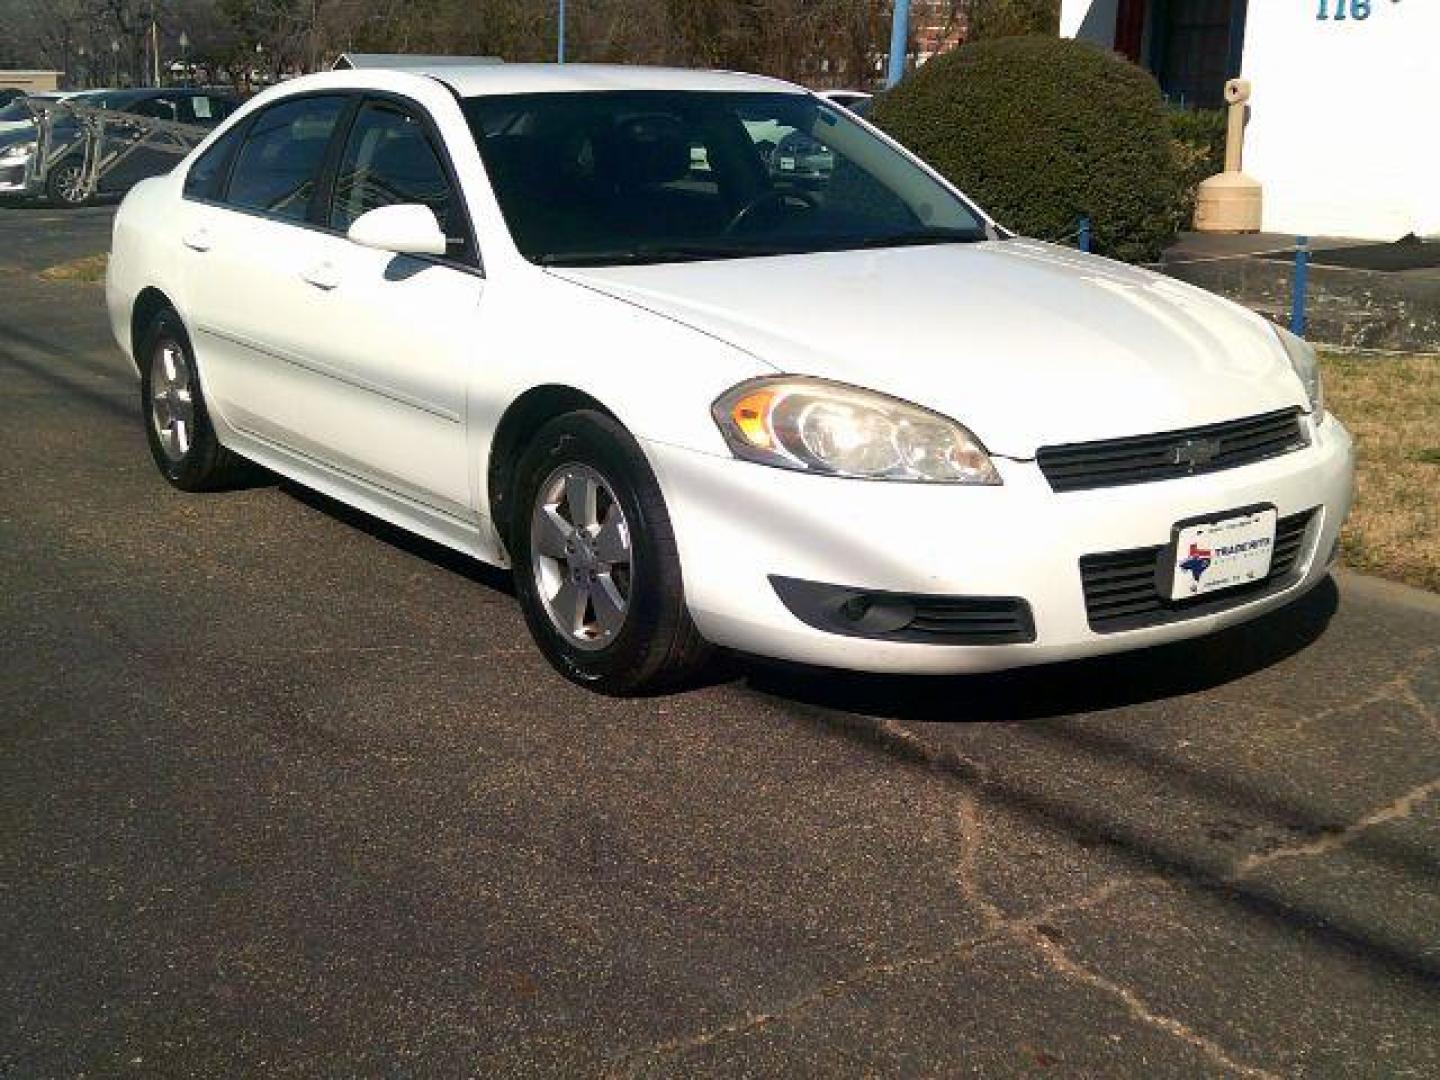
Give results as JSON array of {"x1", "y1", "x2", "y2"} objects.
[{"x1": 871, "y1": 35, "x2": 1183, "y2": 263}]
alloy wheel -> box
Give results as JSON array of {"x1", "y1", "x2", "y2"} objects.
[
  {"x1": 149, "y1": 340, "x2": 196, "y2": 463},
  {"x1": 529, "y1": 464, "x2": 633, "y2": 651},
  {"x1": 53, "y1": 164, "x2": 87, "y2": 205}
]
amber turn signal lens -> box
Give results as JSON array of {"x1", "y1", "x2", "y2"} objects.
[{"x1": 731, "y1": 388, "x2": 777, "y2": 449}]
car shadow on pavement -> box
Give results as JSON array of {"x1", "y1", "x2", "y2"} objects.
[
  {"x1": 275, "y1": 462, "x2": 1341, "y2": 714},
  {"x1": 278, "y1": 480, "x2": 517, "y2": 595},
  {"x1": 738, "y1": 577, "x2": 1340, "y2": 724}
]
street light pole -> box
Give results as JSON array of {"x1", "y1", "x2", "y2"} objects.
[
  {"x1": 557, "y1": 0, "x2": 567, "y2": 64},
  {"x1": 886, "y1": 0, "x2": 910, "y2": 88}
]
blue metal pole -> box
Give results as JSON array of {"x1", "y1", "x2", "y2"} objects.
[
  {"x1": 558, "y1": 0, "x2": 566, "y2": 63},
  {"x1": 886, "y1": 1, "x2": 910, "y2": 89},
  {"x1": 1078, "y1": 215, "x2": 1092, "y2": 253},
  {"x1": 1290, "y1": 235, "x2": 1309, "y2": 337}
]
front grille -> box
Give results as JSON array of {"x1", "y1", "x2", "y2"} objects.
[
  {"x1": 1080, "y1": 509, "x2": 1317, "y2": 633},
  {"x1": 1038, "y1": 409, "x2": 1309, "y2": 493},
  {"x1": 770, "y1": 576, "x2": 1035, "y2": 645}
]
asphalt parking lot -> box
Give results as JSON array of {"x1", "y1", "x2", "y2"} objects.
[{"x1": 2, "y1": 204, "x2": 1438, "y2": 1077}]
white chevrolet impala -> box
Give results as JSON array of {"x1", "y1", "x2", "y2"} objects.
[{"x1": 105, "y1": 64, "x2": 1354, "y2": 693}]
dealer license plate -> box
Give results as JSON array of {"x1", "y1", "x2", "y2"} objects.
[{"x1": 1169, "y1": 508, "x2": 1278, "y2": 600}]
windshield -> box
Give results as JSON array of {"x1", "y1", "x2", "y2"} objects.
[{"x1": 462, "y1": 90, "x2": 988, "y2": 267}]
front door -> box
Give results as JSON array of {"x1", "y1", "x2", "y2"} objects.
[
  {"x1": 273, "y1": 98, "x2": 482, "y2": 518},
  {"x1": 180, "y1": 93, "x2": 480, "y2": 521}
]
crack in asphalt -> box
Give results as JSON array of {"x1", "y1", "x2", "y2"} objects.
[
  {"x1": 955, "y1": 793, "x2": 1281, "y2": 1080},
  {"x1": 1279, "y1": 645, "x2": 1439, "y2": 737},
  {"x1": 602, "y1": 872, "x2": 1135, "y2": 1079},
  {"x1": 1022, "y1": 930, "x2": 1282, "y2": 1080},
  {"x1": 1229, "y1": 777, "x2": 1440, "y2": 880},
  {"x1": 612, "y1": 663, "x2": 1440, "y2": 1074}
]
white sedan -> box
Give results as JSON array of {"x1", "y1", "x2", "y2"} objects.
[{"x1": 106, "y1": 63, "x2": 1354, "y2": 694}]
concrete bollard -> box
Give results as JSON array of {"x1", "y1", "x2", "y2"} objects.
[{"x1": 1193, "y1": 79, "x2": 1263, "y2": 234}]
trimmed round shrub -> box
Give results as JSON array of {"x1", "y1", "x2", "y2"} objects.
[{"x1": 871, "y1": 35, "x2": 1181, "y2": 263}]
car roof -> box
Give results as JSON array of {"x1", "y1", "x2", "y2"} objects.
[
  {"x1": 437, "y1": 63, "x2": 802, "y2": 97},
  {"x1": 294, "y1": 63, "x2": 806, "y2": 98}
]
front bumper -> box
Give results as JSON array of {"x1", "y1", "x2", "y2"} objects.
[{"x1": 644, "y1": 412, "x2": 1354, "y2": 674}]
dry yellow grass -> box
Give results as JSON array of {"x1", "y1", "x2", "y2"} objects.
[
  {"x1": 1322, "y1": 352, "x2": 1440, "y2": 592},
  {"x1": 38, "y1": 253, "x2": 108, "y2": 283}
]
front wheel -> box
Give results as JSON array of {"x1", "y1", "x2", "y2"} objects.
[{"x1": 511, "y1": 411, "x2": 712, "y2": 695}]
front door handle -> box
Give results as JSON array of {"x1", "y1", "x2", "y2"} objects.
[
  {"x1": 301, "y1": 262, "x2": 341, "y2": 290},
  {"x1": 182, "y1": 228, "x2": 211, "y2": 252}
]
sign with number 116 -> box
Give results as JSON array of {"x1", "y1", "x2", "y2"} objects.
[{"x1": 1318, "y1": 0, "x2": 1401, "y2": 20}]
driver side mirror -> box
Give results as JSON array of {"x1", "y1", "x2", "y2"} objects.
[{"x1": 346, "y1": 204, "x2": 448, "y2": 257}]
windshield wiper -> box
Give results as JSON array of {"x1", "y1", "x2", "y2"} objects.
[
  {"x1": 845, "y1": 228, "x2": 988, "y2": 250},
  {"x1": 536, "y1": 249, "x2": 668, "y2": 267},
  {"x1": 538, "y1": 241, "x2": 795, "y2": 268},
  {"x1": 535, "y1": 231, "x2": 986, "y2": 268}
]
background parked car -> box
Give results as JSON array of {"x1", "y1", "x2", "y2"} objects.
[
  {"x1": 0, "y1": 88, "x2": 240, "y2": 206},
  {"x1": 0, "y1": 90, "x2": 90, "y2": 136}
]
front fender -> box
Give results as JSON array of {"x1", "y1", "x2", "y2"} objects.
[{"x1": 475, "y1": 268, "x2": 776, "y2": 457}]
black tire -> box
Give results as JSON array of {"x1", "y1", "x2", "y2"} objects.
[
  {"x1": 45, "y1": 159, "x2": 90, "y2": 207},
  {"x1": 511, "y1": 410, "x2": 712, "y2": 695},
  {"x1": 139, "y1": 307, "x2": 250, "y2": 491}
]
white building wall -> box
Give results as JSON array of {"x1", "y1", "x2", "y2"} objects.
[
  {"x1": 1241, "y1": 2, "x2": 1439, "y2": 239},
  {"x1": 1059, "y1": 0, "x2": 1440, "y2": 240},
  {"x1": 1060, "y1": 0, "x2": 1119, "y2": 44}
]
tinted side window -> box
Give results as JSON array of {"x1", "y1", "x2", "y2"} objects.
[
  {"x1": 329, "y1": 103, "x2": 457, "y2": 240},
  {"x1": 227, "y1": 96, "x2": 347, "y2": 223},
  {"x1": 183, "y1": 126, "x2": 243, "y2": 201}
]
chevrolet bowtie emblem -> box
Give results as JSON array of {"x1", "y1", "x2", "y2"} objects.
[{"x1": 1170, "y1": 437, "x2": 1221, "y2": 469}]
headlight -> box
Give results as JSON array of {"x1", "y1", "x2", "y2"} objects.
[
  {"x1": 0, "y1": 140, "x2": 35, "y2": 161},
  {"x1": 1272, "y1": 324, "x2": 1323, "y2": 415},
  {"x1": 712, "y1": 377, "x2": 1001, "y2": 484}
]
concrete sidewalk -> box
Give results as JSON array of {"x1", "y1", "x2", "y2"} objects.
[{"x1": 1158, "y1": 231, "x2": 1440, "y2": 353}]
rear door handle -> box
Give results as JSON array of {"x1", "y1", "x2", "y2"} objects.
[
  {"x1": 301, "y1": 262, "x2": 341, "y2": 290},
  {"x1": 182, "y1": 228, "x2": 211, "y2": 252}
]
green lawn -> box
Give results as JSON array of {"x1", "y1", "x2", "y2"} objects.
[{"x1": 1322, "y1": 352, "x2": 1440, "y2": 592}]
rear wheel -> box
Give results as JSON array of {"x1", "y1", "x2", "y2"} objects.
[
  {"x1": 139, "y1": 308, "x2": 249, "y2": 491},
  {"x1": 512, "y1": 411, "x2": 712, "y2": 695},
  {"x1": 45, "y1": 159, "x2": 90, "y2": 207}
]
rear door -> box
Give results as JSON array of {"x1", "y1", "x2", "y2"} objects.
[{"x1": 177, "y1": 93, "x2": 356, "y2": 455}]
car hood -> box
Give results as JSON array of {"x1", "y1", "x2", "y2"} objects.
[{"x1": 548, "y1": 240, "x2": 1305, "y2": 457}]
